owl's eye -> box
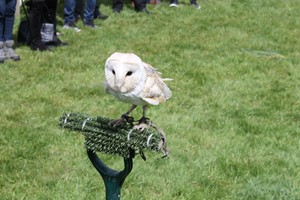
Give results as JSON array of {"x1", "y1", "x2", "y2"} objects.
[
  {"x1": 126, "y1": 71, "x2": 133, "y2": 76},
  {"x1": 112, "y1": 70, "x2": 115, "y2": 75}
]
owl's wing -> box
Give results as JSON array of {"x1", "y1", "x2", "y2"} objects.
[{"x1": 141, "y1": 63, "x2": 172, "y2": 105}]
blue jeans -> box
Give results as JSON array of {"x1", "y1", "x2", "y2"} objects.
[
  {"x1": 64, "y1": 0, "x2": 96, "y2": 24},
  {"x1": 0, "y1": 0, "x2": 16, "y2": 41}
]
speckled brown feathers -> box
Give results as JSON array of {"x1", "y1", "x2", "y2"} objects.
[{"x1": 141, "y1": 63, "x2": 172, "y2": 105}]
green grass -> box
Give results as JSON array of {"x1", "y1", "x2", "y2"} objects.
[{"x1": 1, "y1": 0, "x2": 300, "y2": 199}]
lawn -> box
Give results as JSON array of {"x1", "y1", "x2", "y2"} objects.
[{"x1": 1, "y1": 0, "x2": 300, "y2": 199}]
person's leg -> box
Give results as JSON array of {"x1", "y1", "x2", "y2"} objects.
[
  {"x1": 0, "y1": 1, "x2": 5, "y2": 62},
  {"x1": 75, "y1": 0, "x2": 84, "y2": 21},
  {"x1": 133, "y1": 0, "x2": 149, "y2": 13},
  {"x1": 0, "y1": 1, "x2": 5, "y2": 41},
  {"x1": 83, "y1": 0, "x2": 96, "y2": 26},
  {"x1": 45, "y1": 0, "x2": 67, "y2": 46},
  {"x1": 63, "y1": 0, "x2": 81, "y2": 31},
  {"x1": 3, "y1": 0, "x2": 16, "y2": 41},
  {"x1": 44, "y1": 0, "x2": 57, "y2": 23},
  {"x1": 112, "y1": 0, "x2": 124, "y2": 13},
  {"x1": 29, "y1": 0, "x2": 48, "y2": 51},
  {"x1": 3, "y1": 0, "x2": 20, "y2": 61},
  {"x1": 64, "y1": 0, "x2": 76, "y2": 25}
]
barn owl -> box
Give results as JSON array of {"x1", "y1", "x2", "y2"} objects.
[{"x1": 104, "y1": 52, "x2": 172, "y2": 127}]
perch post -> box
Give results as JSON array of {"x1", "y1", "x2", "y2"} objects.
[
  {"x1": 87, "y1": 149, "x2": 134, "y2": 200},
  {"x1": 59, "y1": 113, "x2": 168, "y2": 200}
]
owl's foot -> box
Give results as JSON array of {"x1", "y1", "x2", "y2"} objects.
[
  {"x1": 133, "y1": 123, "x2": 149, "y2": 132},
  {"x1": 138, "y1": 116, "x2": 150, "y2": 124},
  {"x1": 133, "y1": 117, "x2": 169, "y2": 158},
  {"x1": 108, "y1": 114, "x2": 134, "y2": 127},
  {"x1": 157, "y1": 129, "x2": 169, "y2": 159},
  {"x1": 133, "y1": 116, "x2": 154, "y2": 131}
]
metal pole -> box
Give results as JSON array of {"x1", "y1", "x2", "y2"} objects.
[{"x1": 87, "y1": 150, "x2": 134, "y2": 200}]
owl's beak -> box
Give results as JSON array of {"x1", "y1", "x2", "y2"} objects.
[{"x1": 115, "y1": 79, "x2": 125, "y2": 92}]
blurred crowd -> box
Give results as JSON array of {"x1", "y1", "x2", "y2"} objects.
[{"x1": 0, "y1": 0, "x2": 200, "y2": 63}]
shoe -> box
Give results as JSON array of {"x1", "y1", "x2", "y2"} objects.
[
  {"x1": 3, "y1": 40, "x2": 20, "y2": 61},
  {"x1": 45, "y1": 38, "x2": 68, "y2": 48},
  {"x1": 30, "y1": 40, "x2": 50, "y2": 51},
  {"x1": 191, "y1": 1, "x2": 201, "y2": 9},
  {"x1": 136, "y1": 8, "x2": 151, "y2": 14},
  {"x1": 0, "y1": 42, "x2": 6, "y2": 63},
  {"x1": 54, "y1": 38, "x2": 68, "y2": 46},
  {"x1": 95, "y1": 14, "x2": 108, "y2": 20},
  {"x1": 113, "y1": 9, "x2": 121, "y2": 13},
  {"x1": 169, "y1": 1, "x2": 179, "y2": 7},
  {"x1": 141, "y1": 8, "x2": 151, "y2": 14},
  {"x1": 74, "y1": 14, "x2": 82, "y2": 23},
  {"x1": 63, "y1": 22, "x2": 81, "y2": 32},
  {"x1": 84, "y1": 20, "x2": 96, "y2": 28}
]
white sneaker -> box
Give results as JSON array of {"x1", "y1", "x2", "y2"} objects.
[
  {"x1": 62, "y1": 22, "x2": 81, "y2": 32},
  {"x1": 169, "y1": 1, "x2": 179, "y2": 7},
  {"x1": 191, "y1": 1, "x2": 201, "y2": 9},
  {"x1": 4, "y1": 40, "x2": 20, "y2": 61}
]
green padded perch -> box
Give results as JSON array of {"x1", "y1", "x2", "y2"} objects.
[
  {"x1": 59, "y1": 113, "x2": 167, "y2": 158},
  {"x1": 59, "y1": 113, "x2": 168, "y2": 200}
]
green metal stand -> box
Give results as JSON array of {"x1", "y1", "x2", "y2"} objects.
[
  {"x1": 87, "y1": 150, "x2": 134, "y2": 200},
  {"x1": 59, "y1": 113, "x2": 168, "y2": 199}
]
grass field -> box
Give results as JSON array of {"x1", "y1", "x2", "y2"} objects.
[{"x1": 1, "y1": 0, "x2": 300, "y2": 199}]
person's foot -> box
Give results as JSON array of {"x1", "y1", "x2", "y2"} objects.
[
  {"x1": 74, "y1": 14, "x2": 82, "y2": 23},
  {"x1": 169, "y1": 0, "x2": 179, "y2": 7},
  {"x1": 95, "y1": 13, "x2": 108, "y2": 20},
  {"x1": 113, "y1": 9, "x2": 121, "y2": 13},
  {"x1": 30, "y1": 40, "x2": 50, "y2": 51},
  {"x1": 137, "y1": 8, "x2": 151, "y2": 14},
  {"x1": 84, "y1": 20, "x2": 96, "y2": 28},
  {"x1": 190, "y1": 1, "x2": 201, "y2": 9},
  {"x1": 63, "y1": 22, "x2": 81, "y2": 32},
  {"x1": 53, "y1": 38, "x2": 68, "y2": 46},
  {"x1": 4, "y1": 40, "x2": 20, "y2": 61},
  {"x1": 45, "y1": 37, "x2": 68, "y2": 48}
]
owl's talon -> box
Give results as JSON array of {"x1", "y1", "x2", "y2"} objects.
[
  {"x1": 161, "y1": 152, "x2": 169, "y2": 159},
  {"x1": 121, "y1": 114, "x2": 134, "y2": 124},
  {"x1": 133, "y1": 123, "x2": 150, "y2": 132},
  {"x1": 108, "y1": 118, "x2": 126, "y2": 127},
  {"x1": 108, "y1": 114, "x2": 134, "y2": 127},
  {"x1": 132, "y1": 116, "x2": 152, "y2": 131},
  {"x1": 138, "y1": 116, "x2": 150, "y2": 125}
]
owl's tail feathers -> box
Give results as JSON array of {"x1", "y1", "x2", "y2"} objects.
[{"x1": 163, "y1": 84, "x2": 172, "y2": 101}]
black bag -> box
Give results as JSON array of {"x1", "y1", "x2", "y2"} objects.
[
  {"x1": 17, "y1": 19, "x2": 31, "y2": 45},
  {"x1": 17, "y1": 1, "x2": 31, "y2": 44}
]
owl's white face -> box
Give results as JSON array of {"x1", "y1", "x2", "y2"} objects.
[{"x1": 105, "y1": 53, "x2": 147, "y2": 93}]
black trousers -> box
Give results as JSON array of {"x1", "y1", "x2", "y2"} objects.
[
  {"x1": 28, "y1": 0, "x2": 58, "y2": 48},
  {"x1": 112, "y1": 0, "x2": 147, "y2": 12},
  {"x1": 75, "y1": 0, "x2": 101, "y2": 19}
]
